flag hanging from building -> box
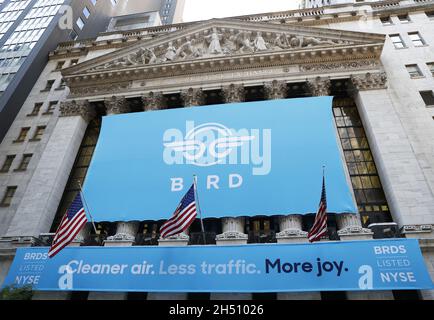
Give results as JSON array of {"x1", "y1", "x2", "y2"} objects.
[
  {"x1": 48, "y1": 193, "x2": 88, "y2": 258},
  {"x1": 160, "y1": 184, "x2": 197, "y2": 239},
  {"x1": 308, "y1": 174, "x2": 328, "y2": 243}
]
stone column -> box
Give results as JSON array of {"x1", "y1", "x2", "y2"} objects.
[
  {"x1": 212, "y1": 218, "x2": 251, "y2": 300},
  {"x1": 147, "y1": 232, "x2": 190, "y2": 300},
  {"x1": 180, "y1": 88, "x2": 204, "y2": 107},
  {"x1": 222, "y1": 84, "x2": 245, "y2": 103},
  {"x1": 307, "y1": 76, "x2": 331, "y2": 96},
  {"x1": 276, "y1": 215, "x2": 308, "y2": 243},
  {"x1": 142, "y1": 91, "x2": 165, "y2": 111},
  {"x1": 336, "y1": 213, "x2": 373, "y2": 241},
  {"x1": 103, "y1": 221, "x2": 140, "y2": 247},
  {"x1": 348, "y1": 71, "x2": 413, "y2": 300},
  {"x1": 216, "y1": 217, "x2": 248, "y2": 245},
  {"x1": 88, "y1": 221, "x2": 139, "y2": 300},
  {"x1": 104, "y1": 96, "x2": 130, "y2": 115},
  {"x1": 264, "y1": 80, "x2": 287, "y2": 100},
  {"x1": 351, "y1": 72, "x2": 434, "y2": 229},
  {"x1": 6, "y1": 100, "x2": 95, "y2": 238},
  {"x1": 276, "y1": 216, "x2": 321, "y2": 300}
]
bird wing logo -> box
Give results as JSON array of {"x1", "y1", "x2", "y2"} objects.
[{"x1": 164, "y1": 123, "x2": 255, "y2": 167}]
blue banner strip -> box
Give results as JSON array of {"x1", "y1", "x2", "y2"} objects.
[{"x1": 2, "y1": 239, "x2": 433, "y2": 293}]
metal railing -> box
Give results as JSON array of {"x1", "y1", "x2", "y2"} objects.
[{"x1": 247, "y1": 231, "x2": 277, "y2": 244}]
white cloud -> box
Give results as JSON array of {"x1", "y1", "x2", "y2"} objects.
[{"x1": 183, "y1": 0, "x2": 301, "y2": 22}]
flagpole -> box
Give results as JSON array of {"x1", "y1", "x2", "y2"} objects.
[
  {"x1": 78, "y1": 180, "x2": 98, "y2": 234},
  {"x1": 193, "y1": 175, "x2": 206, "y2": 245}
]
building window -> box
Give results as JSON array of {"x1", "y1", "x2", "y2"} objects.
[
  {"x1": 0, "y1": 155, "x2": 15, "y2": 173},
  {"x1": 69, "y1": 29, "x2": 78, "y2": 40},
  {"x1": 427, "y1": 63, "x2": 434, "y2": 76},
  {"x1": 83, "y1": 7, "x2": 91, "y2": 19},
  {"x1": 14, "y1": 127, "x2": 30, "y2": 143},
  {"x1": 27, "y1": 103, "x2": 43, "y2": 116},
  {"x1": 405, "y1": 64, "x2": 423, "y2": 78},
  {"x1": 390, "y1": 34, "x2": 405, "y2": 49},
  {"x1": 70, "y1": 59, "x2": 79, "y2": 66},
  {"x1": 1, "y1": 186, "x2": 17, "y2": 207},
  {"x1": 398, "y1": 14, "x2": 410, "y2": 23},
  {"x1": 55, "y1": 61, "x2": 65, "y2": 70},
  {"x1": 31, "y1": 126, "x2": 46, "y2": 141},
  {"x1": 15, "y1": 154, "x2": 32, "y2": 172},
  {"x1": 380, "y1": 16, "x2": 392, "y2": 25},
  {"x1": 57, "y1": 79, "x2": 66, "y2": 90},
  {"x1": 333, "y1": 97, "x2": 392, "y2": 227},
  {"x1": 420, "y1": 91, "x2": 434, "y2": 107},
  {"x1": 408, "y1": 32, "x2": 425, "y2": 47},
  {"x1": 52, "y1": 119, "x2": 101, "y2": 231},
  {"x1": 43, "y1": 101, "x2": 58, "y2": 115},
  {"x1": 76, "y1": 17, "x2": 85, "y2": 30},
  {"x1": 42, "y1": 80, "x2": 55, "y2": 92}
]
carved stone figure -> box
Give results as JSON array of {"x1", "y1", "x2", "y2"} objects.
[
  {"x1": 288, "y1": 35, "x2": 302, "y2": 48},
  {"x1": 177, "y1": 37, "x2": 203, "y2": 59},
  {"x1": 254, "y1": 32, "x2": 268, "y2": 51},
  {"x1": 272, "y1": 33, "x2": 289, "y2": 49},
  {"x1": 164, "y1": 41, "x2": 177, "y2": 61},
  {"x1": 235, "y1": 32, "x2": 254, "y2": 53},
  {"x1": 302, "y1": 37, "x2": 336, "y2": 47},
  {"x1": 206, "y1": 27, "x2": 223, "y2": 54}
]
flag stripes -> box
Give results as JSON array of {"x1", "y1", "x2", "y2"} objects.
[
  {"x1": 308, "y1": 174, "x2": 328, "y2": 243},
  {"x1": 48, "y1": 194, "x2": 88, "y2": 258},
  {"x1": 160, "y1": 185, "x2": 197, "y2": 239}
]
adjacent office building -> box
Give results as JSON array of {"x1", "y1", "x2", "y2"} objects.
[{"x1": 0, "y1": 0, "x2": 434, "y2": 300}]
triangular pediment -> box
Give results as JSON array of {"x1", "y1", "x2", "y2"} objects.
[{"x1": 63, "y1": 18, "x2": 385, "y2": 79}]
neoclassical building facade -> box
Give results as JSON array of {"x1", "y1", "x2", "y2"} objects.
[{"x1": 0, "y1": 0, "x2": 434, "y2": 300}]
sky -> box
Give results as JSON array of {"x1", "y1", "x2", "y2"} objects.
[{"x1": 183, "y1": 0, "x2": 301, "y2": 22}]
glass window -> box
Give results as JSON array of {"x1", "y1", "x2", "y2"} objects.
[
  {"x1": 55, "y1": 61, "x2": 65, "y2": 70},
  {"x1": 380, "y1": 16, "x2": 392, "y2": 25},
  {"x1": 0, "y1": 155, "x2": 15, "y2": 173},
  {"x1": 43, "y1": 79, "x2": 54, "y2": 91},
  {"x1": 1, "y1": 186, "x2": 17, "y2": 207},
  {"x1": 408, "y1": 32, "x2": 425, "y2": 47},
  {"x1": 427, "y1": 63, "x2": 434, "y2": 77},
  {"x1": 420, "y1": 91, "x2": 434, "y2": 106},
  {"x1": 83, "y1": 7, "x2": 90, "y2": 19},
  {"x1": 43, "y1": 101, "x2": 57, "y2": 114},
  {"x1": 16, "y1": 154, "x2": 32, "y2": 171},
  {"x1": 31, "y1": 126, "x2": 46, "y2": 141},
  {"x1": 390, "y1": 34, "x2": 405, "y2": 49},
  {"x1": 76, "y1": 17, "x2": 84, "y2": 30},
  {"x1": 405, "y1": 64, "x2": 423, "y2": 78},
  {"x1": 14, "y1": 127, "x2": 30, "y2": 143},
  {"x1": 28, "y1": 102, "x2": 42, "y2": 116},
  {"x1": 398, "y1": 14, "x2": 410, "y2": 23}
]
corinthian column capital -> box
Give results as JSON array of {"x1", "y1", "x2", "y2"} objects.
[
  {"x1": 307, "y1": 77, "x2": 331, "y2": 96},
  {"x1": 350, "y1": 72, "x2": 388, "y2": 91},
  {"x1": 180, "y1": 88, "x2": 204, "y2": 107},
  {"x1": 59, "y1": 100, "x2": 95, "y2": 123},
  {"x1": 264, "y1": 80, "x2": 287, "y2": 100},
  {"x1": 104, "y1": 96, "x2": 130, "y2": 115},
  {"x1": 142, "y1": 91, "x2": 165, "y2": 111},
  {"x1": 222, "y1": 84, "x2": 245, "y2": 103}
]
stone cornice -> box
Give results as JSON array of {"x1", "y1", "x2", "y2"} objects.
[
  {"x1": 59, "y1": 100, "x2": 95, "y2": 122},
  {"x1": 65, "y1": 43, "x2": 383, "y2": 92}
]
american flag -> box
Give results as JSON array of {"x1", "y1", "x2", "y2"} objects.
[
  {"x1": 48, "y1": 193, "x2": 88, "y2": 258},
  {"x1": 160, "y1": 184, "x2": 197, "y2": 239},
  {"x1": 308, "y1": 175, "x2": 328, "y2": 243}
]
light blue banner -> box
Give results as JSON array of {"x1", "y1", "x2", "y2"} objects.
[
  {"x1": 83, "y1": 97, "x2": 357, "y2": 221},
  {"x1": 2, "y1": 239, "x2": 433, "y2": 292}
]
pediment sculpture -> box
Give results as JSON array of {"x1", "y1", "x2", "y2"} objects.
[{"x1": 90, "y1": 27, "x2": 354, "y2": 71}]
